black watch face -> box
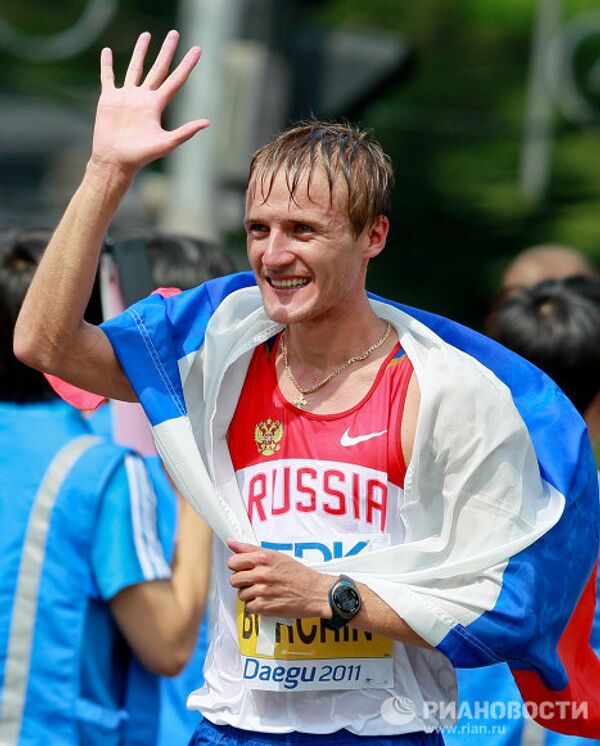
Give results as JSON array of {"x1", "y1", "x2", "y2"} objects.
[{"x1": 335, "y1": 585, "x2": 360, "y2": 615}]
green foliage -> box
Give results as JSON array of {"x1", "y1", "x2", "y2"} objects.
[{"x1": 307, "y1": 0, "x2": 600, "y2": 326}]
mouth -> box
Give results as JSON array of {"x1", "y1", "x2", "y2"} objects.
[{"x1": 266, "y1": 277, "x2": 310, "y2": 290}]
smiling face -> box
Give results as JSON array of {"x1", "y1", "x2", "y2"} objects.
[{"x1": 245, "y1": 166, "x2": 388, "y2": 327}]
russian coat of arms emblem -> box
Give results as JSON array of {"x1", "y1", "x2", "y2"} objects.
[{"x1": 254, "y1": 418, "x2": 284, "y2": 457}]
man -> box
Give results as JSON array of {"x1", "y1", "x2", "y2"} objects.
[
  {"x1": 0, "y1": 230, "x2": 211, "y2": 745},
  {"x1": 14, "y1": 32, "x2": 600, "y2": 742}
]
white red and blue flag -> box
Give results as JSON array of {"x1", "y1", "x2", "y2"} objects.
[{"x1": 51, "y1": 272, "x2": 600, "y2": 736}]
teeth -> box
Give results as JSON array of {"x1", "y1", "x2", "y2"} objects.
[{"x1": 270, "y1": 278, "x2": 309, "y2": 289}]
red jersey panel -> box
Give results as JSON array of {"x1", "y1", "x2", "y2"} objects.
[{"x1": 227, "y1": 337, "x2": 413, "y2": 543}]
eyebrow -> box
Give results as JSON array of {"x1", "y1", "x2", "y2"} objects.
[
  {"x1": 244, "y1": 213, "x2": 334, "y2": 232},
  {"x1": 243, "y1": 217, "x2": 264, "y2": 229}
]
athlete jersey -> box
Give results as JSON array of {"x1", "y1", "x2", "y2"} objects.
[{"x1": 189, "y1": 337, "x2": 457, "y2": 735}]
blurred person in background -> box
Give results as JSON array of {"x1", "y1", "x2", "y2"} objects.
[
  {"x1": 13, "y1": 32, "x2": 600, "y2": 744},
  {"x1": 500, "y1": 244, "x2": 599, "y2": 295},
  {"x1": 446, "y1": 275, "x2": 600, "y2": 746},
  {"x1": 0, "y1": 230, "x2": 211, "y2": 745},
  {"x1": 85, "y1": 231, "x2": 237, "y2": 745},
  {"x1": 487, "y1": 275, "x2": 600, "y2": 443},
  {"x1": 499, "y1": 245, "x2": 600, "y2": 457},
  {"x1": 86, "y1": 230, "x2": 237, "y2": 447},
  {"x1": 142, "y1": 232, "x2": 237, "y2": 291}
]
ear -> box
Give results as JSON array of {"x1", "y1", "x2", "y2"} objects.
[{"x1": 363, "y1": 215, "x2": 389, "y2": 259}]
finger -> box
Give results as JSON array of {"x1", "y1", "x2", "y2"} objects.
[
  {"x1": 154, "y1": 120, "x2": 209, "y2": 161},
  {"x1": 230, "y1": 570, "x2": 255, "y2": 588},
  {"x1": 144, "y1": 29, "x2": 180, "y2": 89},
  {"x1": 163, "y1": 120, "x2": 210, "y2": 151},
  {"x1": 227, "y1": 538, "x2": 260, "y2": 554},
  {"x1": 124, "y1": 32, "x2": 152, "y2": 87},
  {"x1": 238, "y1": 587, "x2": 259, "y2": 604},
  {"x1": 159, "y1": 46, "x2": 202, "y2": 101},
  {"x1": 228, "y1": 553, "x2": 259, "y2": 572},
  {"x1": 100, "y1": 47, "x2": 115, "y2": 90},
  {"x1": 163, "y1": 119, "x2": 209, "y2": 154}
]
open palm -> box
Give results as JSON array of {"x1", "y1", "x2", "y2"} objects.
[{"x1": 91, "y1": 30, "x2": 209, "y2": 174}]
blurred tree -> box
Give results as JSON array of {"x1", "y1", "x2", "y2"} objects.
[{"x1": 304, "y1": 0, "x2": 600, "y2": 325}]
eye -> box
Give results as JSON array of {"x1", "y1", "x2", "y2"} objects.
[
  {"x1": 295, "y1": 223, "x2": 313, "y2": 235},
  {"x1": 247, "y1": 222, "x2": 268, "y2": 235}
]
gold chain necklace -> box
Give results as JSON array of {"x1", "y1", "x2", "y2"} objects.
[{"x1": 280, "y1": 322, "x2": 392, "y2": 408}]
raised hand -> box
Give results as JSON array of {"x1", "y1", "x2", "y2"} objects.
[{"x1": 91, "y1": 30, "x2": 209, "y2": 176}]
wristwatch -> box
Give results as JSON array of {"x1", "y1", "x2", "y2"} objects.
[{"x1": 324, "y1": 574, "x2": 362, "y2": 630}]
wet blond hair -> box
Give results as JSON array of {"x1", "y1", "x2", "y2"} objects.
[{"x1": 248, "y1": 121, "x2": 394, "y2": 238}]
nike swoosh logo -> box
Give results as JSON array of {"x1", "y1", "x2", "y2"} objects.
[{"x1": 340, "y1": 428, "x2": 388, "y2": 447}]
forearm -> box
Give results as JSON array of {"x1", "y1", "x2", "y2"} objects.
[
  {"x1": 309, "y1": 572, "x2": 431, "y2": 648},
  {"x1": 111, "y1": 500, "x2": 212, "y2": 676},
  {"x1": 349, "y1": 581, "x2": 432, "y2": 648},
  {"x1": 15, "y1": 161, "x2": 130, "y2": 370},
  {"x1": 169, "y1": 500, "x2": 213, "y2": 651}
]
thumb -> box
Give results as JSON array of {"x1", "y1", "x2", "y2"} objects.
[{"x1": 168, "y1": 118, "x2": 210, "y2": 148}]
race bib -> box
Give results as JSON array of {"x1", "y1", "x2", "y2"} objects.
[{"x1": 237, "y1": 534, "x2": 394, "y2": 692}]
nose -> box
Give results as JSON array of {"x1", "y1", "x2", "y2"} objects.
[{"x1": 261, "y1": 228, "x2": 295, "y2": 269}]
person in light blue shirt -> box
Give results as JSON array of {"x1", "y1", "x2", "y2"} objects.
[{"x1": 90, "y1": 404, "x2": 209, "y2": 744}]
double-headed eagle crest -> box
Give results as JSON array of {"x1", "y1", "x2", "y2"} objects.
[{"x1": 254, "y1": 418, "x2": 284, "y2": 457}]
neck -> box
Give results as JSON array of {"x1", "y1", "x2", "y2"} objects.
[{"x1": 283, "y1": 301, "x2": 387, "y2": 372}]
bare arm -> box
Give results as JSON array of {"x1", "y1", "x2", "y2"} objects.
[
  {"x1": 14, "y1": 31, "x2": 209, "y2": 401},
  {"x1": 401, "y1": 370, "x2": 420, "y2": 467},
  {"x1": 111, "y1": 497, "x2": 213, "y2": 676},
  {"x1": 227, "y1": 540, "x2": 431, "y2": 649}
]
